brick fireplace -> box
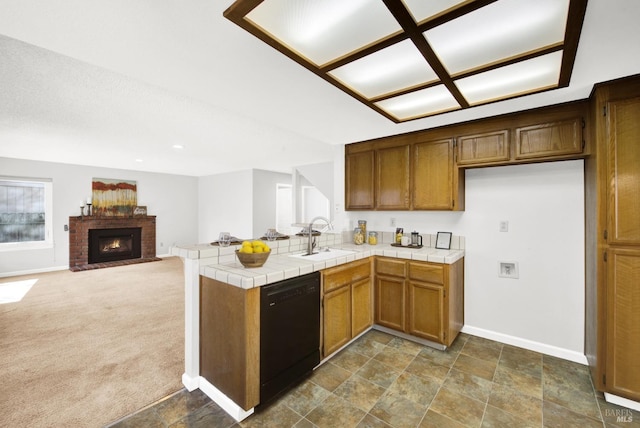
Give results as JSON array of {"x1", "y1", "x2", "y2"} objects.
[{"x1": 68, "y1": 216, "x2": 160, "y2": 271}]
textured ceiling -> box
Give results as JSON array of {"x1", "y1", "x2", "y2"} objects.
[{"x1": 0, "y1": 0, "x2": 639, "y2": 176}]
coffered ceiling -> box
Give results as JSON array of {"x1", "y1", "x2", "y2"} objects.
[{"x1": 0, "y1": 0, "x2": 639, "y2": 176}]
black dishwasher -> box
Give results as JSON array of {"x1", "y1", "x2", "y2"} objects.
[{"x1": 260, "y1": 271, "x2": 320, "y2": 405}]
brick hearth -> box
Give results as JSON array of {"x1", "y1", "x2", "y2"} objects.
[{"x1": 69, "y1": 216, "x2": 160, "y2": 271}]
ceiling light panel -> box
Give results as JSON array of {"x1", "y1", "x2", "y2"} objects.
[
  {"x1": 455, "y1": 51, "x2": 563, "y2": 104},
  {"x1": 402, "y1": 0, "x2": 472, "y2": 24},
  {"x1": 245, "y1": 0, "x2": 402, "y2": 66},
  {"x1": 225, "y1": 0, "x2": 586, "y2": 123},
  {"x1": 424, "y1": 0, "x2": 570, "y2": 75},
  {"x1": 375, "y1": 85, "x2": 460, "y2": 121},
  {"x1": 328, "y1": 40, "x2": 439, "y2": 99}
]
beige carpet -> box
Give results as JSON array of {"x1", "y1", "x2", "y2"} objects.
[{"x1": 0, "y1": 257, "x2": 185, "y2": 427}]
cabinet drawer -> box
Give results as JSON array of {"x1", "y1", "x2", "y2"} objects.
[
  {"x1": 323, "y1": 259, "x2": 370, "y2": 294},
  {"x1": 408, "y1": 262, "x2": 444, "y2": 285},
  {"x1": 376, "y1": 258, "x2": 406, "y2": 278}
]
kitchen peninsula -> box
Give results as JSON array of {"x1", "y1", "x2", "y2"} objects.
[{"x1": 171, "y1": 232, "x2": 464, "y2": 421}]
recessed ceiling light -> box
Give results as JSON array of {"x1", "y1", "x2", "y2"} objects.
[
  {"x1": 135, "y1": 159, "x2": 143, "y2": 163},
  {"x1": 224, "y1": 0, "x2": 588, "y2": 123},
  {"x1": 172, "y1": 144, "x2": 185, "y2": 149}
]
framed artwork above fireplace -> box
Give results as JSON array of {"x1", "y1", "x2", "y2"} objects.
[{"x1": 92, "y1": 178, "x2": 137, "y2": 217}]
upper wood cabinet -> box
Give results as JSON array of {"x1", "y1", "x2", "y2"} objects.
[
  {"x1": 376, "y1": 144, "x2": 410, "y2": 210},
  {"x1": 607, "y1": 97, "x2": 640, "y2": 246},
  {"x1": 345, "y1": 138, "x2": 463, "y2": 211},
  {"x1": 515, "y1": 118, "x2": 583, "y2": 160},
  {"x1": 456, "y1": 130, "x2": 510, "y2": 166},
  {"x1": 345, "y1": 150, "x2": 375, "y2": 210},
  {"x1": 413, "y1": 139, "x2": 455, "y2": 210}
]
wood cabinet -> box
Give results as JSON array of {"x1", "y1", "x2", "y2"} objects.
[
  {"x1": 200, "y1": 276, "x2": 260, "y2": 410},
  {"x1": 321, "y1": 258, "x2": 372, "y2": 358},
  {"x1": 374, "y1": 257, "x2": 464, "y2": 347},
  {"x1": 413, "y1": 139, "x2": 456, "y2": 210},
  {"x1": 586, "y1": 75, "x2": 640, "y2": 403},
  {"x1": 345, "y1": 137, "x2": 463, "y2": 211},
  {"x1": 606, "y1": 248, "x2": 640, "y2": 400},
  {"x1": 515, "y1": 118, "x2": 583, "y2": 160},
  {"x1": 376, "y1": 144, "x2": 410, "y2": 209},
  {"x1": 345, "y1": 150, "x2": 375, "y2": 210},
  {"x1": 456, "y1": 130, "x2": 510, "y2": 166},
  {"x1": 345, "y1": 101, "x2": 589, "y2": 211}
]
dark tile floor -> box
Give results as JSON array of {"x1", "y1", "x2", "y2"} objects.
[{"x1": 107, "y1": 331, "x2": 639, "y2": 428}]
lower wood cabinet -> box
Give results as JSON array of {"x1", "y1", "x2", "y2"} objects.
[
  {"x1": 375, "y1": 257, "x2": 464, "y2": 347},
  {"x1": 321, "y1": 258, "x2": 372, "y2": 358}
]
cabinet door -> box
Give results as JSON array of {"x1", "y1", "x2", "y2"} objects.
[
  {"x1": 376, "y1": 145, "x2": 410, "y2": 210},
  {"x1": 515, "y1": 118, "x2": 582, "y2": 160},
  {"x1": 606, "y1": 248, "x2": 640, "y2": 401},
  {"x1": 352, "y1": 278, "x2": 373, "y2": 337},
  {"x1": 408, "y1": 281, "x2": 444, "y2": 343},
  {"x1": 323, "y1": 285, "x2": 352, "y2": 357},
  {"x1": 457, "y1": 130, "x2": 510, "y2": 166},
  {"x1": 608, "y1": 98, "x2": 640, "y2": 245},
  {"x1": 346, "y1": 150, "x2": 375, "y2": 210},
  {"x1": 412, "y1": 139, "x2": 454, "y2": 210},
  {"x1": 374, "y1": 276, "x2": 406, "y2": 332}
]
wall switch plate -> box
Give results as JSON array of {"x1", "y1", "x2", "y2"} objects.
[
  {"x1": 499, "y1": 261, "x2": 519, "y2": 279},
  {"x1": 390, "y1": 217, "x2": 396, "y2": 227},
  {"x1": 499, "y1": 221, "x2": 509, "y2": 232},
  {"x1": 63, "y1": 224, "x2": 69, "y2": 231}
]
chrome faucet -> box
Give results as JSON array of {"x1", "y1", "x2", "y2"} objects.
[{"x1": 306, "y1": 216, "x2": 333, "y2": 255}]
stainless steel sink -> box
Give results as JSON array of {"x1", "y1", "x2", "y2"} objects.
[{"x1": 288, "y1": 248, "x2": 356, "y2": 261}]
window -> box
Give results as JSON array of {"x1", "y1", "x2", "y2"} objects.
[{"x1": 0, "y1": 178, "x2": 53, "y2": 250}]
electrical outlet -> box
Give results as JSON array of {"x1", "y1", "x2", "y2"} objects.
[
  {"x1": 390, "y1": 217, "x2": 396, "y2": 227},
  {"x1": 499, "y1": 221, "x2": 509, "y2": 232}
]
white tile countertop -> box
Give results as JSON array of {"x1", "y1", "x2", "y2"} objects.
[{"x1": 172, "y1": 233, "x2": 464, "y2": 289}]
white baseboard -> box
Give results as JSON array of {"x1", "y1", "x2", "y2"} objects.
[
  {"x1": 605, "y1": 393, "x2": 640, "y2": 412},
  {"x1": 462, "y1": 325, "x2": 588, "y2": 364},
  {"x1": 181, "y1": 373, "x2": 199, "y2": 392},
  {"x1": 0, "y1": 265, "x2": 68, "y2": 278},
  {"x1": 198, "y1": 377, "x2": 254, "y2": 422}
]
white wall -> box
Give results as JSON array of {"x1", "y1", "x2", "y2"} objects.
[
  {"x1": 253, "y1": 169, "x2": 292, "y2": 238},
  {"x1": 335, "y1": 147, "x2": 586, "y2": 360},
  {"x1": 198, "y1": 170, "x2": 253, "y2": 243},
  {"x1": 0, "y1": 157, "x2": 198, "y2": 275}
]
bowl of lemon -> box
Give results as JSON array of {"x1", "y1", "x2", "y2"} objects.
[{"x1": 236, "y1": 240, "x2": 271, "y2": 268}]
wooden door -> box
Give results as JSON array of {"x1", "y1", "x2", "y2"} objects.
[
  {"x1": 515, "y1": 118, "x2": 582, "y2": 160},
  {"x1": 374, "y1": 276, "x2": 406, "y2": 332},
  {"x1": 606, "y1": 248, "x2": 640, "y2": 401},
  {"x1": 412, "y1": 139, "x2": 454, "y2": 210},
  {"x1": 323, "y1": 285, "x2": 352, "y2": 357},
  {"x1": 407, "y1": 281, "x2": 444, "y2": 343},
  {"x1": 457, "y1": 130, "x2": 510, "y2": 166},
  {"x1": 376, "y1": 144, "x2": 410, "y2": 209},
  {"x1": 345, "y1": 150, "x2": 375, "y2": 210},
  {"x1": 607, "y1": 98, "x2": 640, "y2": 245},
  {"x1": 352, "y1": 277, "x2": 373, "y2": 337}
]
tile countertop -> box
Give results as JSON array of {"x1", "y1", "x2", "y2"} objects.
[{"x1": 173, "y1": 242, "x2": 464, "y2": 290}]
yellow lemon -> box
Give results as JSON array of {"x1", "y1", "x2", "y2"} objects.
[
  {"x1": 253, "y1": 246, "x2": 263, "y2": 253},
  {"x1": 242, "y1": 241, "x2": 252, "y2": 247},
  {"x1": 263, "y1": 245, "x2": 270, "y2": 252},
  {"x1": 252, "y1": 240, "x2": 263, "y2": 247},
  {"x1": 240, "y1": 246, "x2": 253, "y2": 254}
]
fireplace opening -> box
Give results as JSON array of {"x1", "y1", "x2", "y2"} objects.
[{"x1": 89, "y1": 227, "x2": 142, "y2": 264}]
